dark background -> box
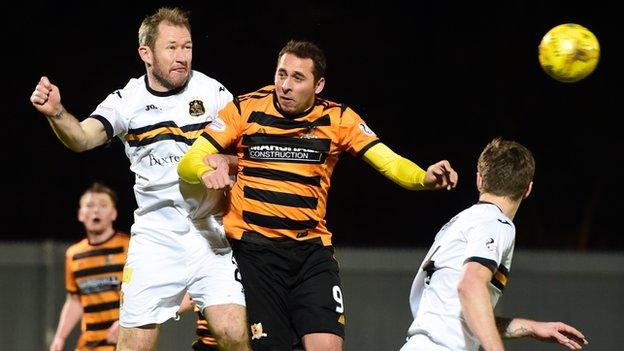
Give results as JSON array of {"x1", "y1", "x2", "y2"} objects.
[{"x1": 6, "y1": 1, "x2": 622, "y2": 250}]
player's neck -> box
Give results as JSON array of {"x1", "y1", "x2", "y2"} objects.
[
  {"x1": 479, "y1": 193, "x2": 520, "y2": 220},
  {"x1": 86, "y1": 227, "x2": 116, "y2": 245}
]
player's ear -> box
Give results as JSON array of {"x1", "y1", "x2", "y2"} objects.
[
  {"x1": 523, "y1": 181, "x2": 533, "y2": 199},
  {"x1": 138, "y1": 46, "x2": 152, "y2": 65},
  {"x1": 476, "y1": 172, "x2": 483, "y2": 192},
  {"x1": 314, "y1": 77, "x2": 325, "y2": 95}
]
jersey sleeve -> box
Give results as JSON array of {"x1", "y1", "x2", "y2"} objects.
[
  {"x1": 90, "y1": 87, "x2": 131, "y2": 139},
  {"x1": 216, "y1": 84, "x2": 234, "y2": 111},
  {"x1": 463, "y1": 220, "x2": 515, "y2": 272},
  {"x1": 64, "y1": 249, "x2": 78, "y2": 294},
  {"x1": 201, "y1": 101, "x2": 244, "y2": 151},
  {"x1": 338, "y1": 107, "x2": 380, "y2": 157}
]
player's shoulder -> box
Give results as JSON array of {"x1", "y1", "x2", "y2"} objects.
[
  {"x1": 189, "y1": 70, "x2": 228, "y2": 91},
  {"x1": 113, "y1": 231, "x2": 131, "y2": 243},
  {"x1": 459, "y1": 203, "x2": 515, "y2": 232},
  {"x1": 65, "y1": 238, "x2": 90, "y2": 258},
  {"x1": 315, "y1": 96, "x2": 361, "y2": 124},
  {"x1": 100, "y1": 76, "x2": 145, "y2": 105},
  {"x1": 237, "y1": 85, "x2": 274, "y2": 101}
]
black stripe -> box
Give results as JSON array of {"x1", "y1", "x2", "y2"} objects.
[
  {"x1": 357, "y1": 139, "x2": 381, "y2": 158},
  {"x1": 83, "y1": 301, "x2": 120, "y2": 313},
  {"x1": 491, "y1": 277, "x2": 506, "y2": 291},
  {"x1": 86, "y1": 320, "x2": 115, "y2": 331},
  {"x1": 242, "y1": 167, "x2": 321, "y2": 186},
  {"x1": 127, "y1": 121, "x2": 208, "y2": 135},
  {"x1": 85, "y1": 339, "x2": 116, "y2": 348},
  {"x1": 73, "y1": 247, "x2": 124, "y2": 260},
  {"x1": 242, "y1": 135, "x2": 331, "y2": 152},
  {"x1": 243, "y1": 211, "x2": 317, "y2": 230},
  {"x1": 201, "y1": 132, "x2": 225, "y2": 152},
  {"x1": 192, "y1": 340, "x2": 219, "y2": 351},
  {"x1": 181, "y1": 122, "x2": 210, "y2": 132},
  {"x1": 244, "y1": 186, "x2": 317, "y2": 209},
  {"x1": 248, "y1": 112, "x2": 331, "y2": 129},
  {"x1": 128, "y1": 121, "x2": 178, "y2": 135},
  {"x1": 497, "y1": 263, "x2": 509, "y2": 277},
  {"x1": 90, "y1": 115, "x2": 114, "y2": 141},
  {"x1": 464, "y1": 256, "x2": 497, "y2": 272},
  {"x1": 128, "y1": 133, "x2": 194, "y2": 147},
  {"x1": 74, "y1": 264, "x2": 125, "y2": 279},
  {"x1": 197, "y1": 329, "x2": 215, "y2": 337}
]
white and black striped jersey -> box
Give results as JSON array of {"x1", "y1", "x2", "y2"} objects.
[
  {"x1": 403, "y1": 202, "x2": 515, "y2": 351},
  {"x1": 91, "y1": 71, "x2": 232, "y2": 232}
]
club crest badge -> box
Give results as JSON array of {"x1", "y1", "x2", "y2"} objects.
[{"x1": 189, "y1": 99, "x2": 205, "y2": 117}]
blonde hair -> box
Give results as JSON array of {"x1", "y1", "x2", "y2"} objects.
[{"x1": 138, "y1": 7, "x2": 191, "y2": 49}]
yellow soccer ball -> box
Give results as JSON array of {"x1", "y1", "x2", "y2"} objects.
[{"x1": 538, "y1": 23, "x2": 600, "y2": 82}]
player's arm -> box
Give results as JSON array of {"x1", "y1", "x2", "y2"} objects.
[
  {"x1": 48, "y1": 114, "x2": 108, "y2": 152},
  {"x1": 49, "y1": 293, "x2": 83, "y2": 351},
  {"x1": 362, "y1": 143, "x2": 457, "y2": 190},
  {"x1": 458, "y1": 261, "x2": 505, "y2": 351},
  {"x1": 178, "y1": 136, "x2": 233, "y2": 189},
  {"x1": 495, "y1": 317, "x2": 588, "y2": 349},
  {"x1": 31, "y1": 76, "x2": 108, "y2": 152}
]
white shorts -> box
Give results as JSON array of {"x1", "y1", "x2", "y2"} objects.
[
  {"x1": 400, "y1": 333, "x2": 455, "y2": 351},
  {"x1": 119, "y1": 223, "x2": 245, "y2": 327}
]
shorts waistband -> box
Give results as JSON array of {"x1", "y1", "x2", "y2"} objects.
[{"x1": 240, "y1": 231, "x2": 323, "y2": 247}]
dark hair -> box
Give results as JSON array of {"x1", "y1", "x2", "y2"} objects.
[
  {"x1": 82, "y1": 182, "x2": 118, "y2": 207},
  {"x1": 278, "y1": 40, "x2": 326, "y2": 83},
  {"x1": 477, "y1": 137, "x2": 535, "y2": 200},
  {"x1": 139, "y1": 7, "x2": 191, "y2": 49}
]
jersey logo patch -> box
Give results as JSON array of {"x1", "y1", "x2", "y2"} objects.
[
  {"x1": 208, "y1": 117, "x2": 226, "y2": 132},
  {"x1": 246, "y1": 144, "x2": 323, "y2": 163},
  {"x1": 486, "y1": 237, "x2": 497, "y2": 251},
  {"x1": 189, "y1": 99, "x2": 205, "y2": 117},
  {"x1": 250, "y1": 322, "x2": 268, "y2": 340},
  {"x1": 358, "y1": 123, "x2": 375, "y2": 136}
]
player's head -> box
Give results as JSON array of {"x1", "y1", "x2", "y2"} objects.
[
  {"x1": 138, "y1": 7, "x2": 192, "y2": 91},
  {"x1": 78, "y1": 182, "x2": 118, "y2": 235},
  {"x1": 477, "y1": 137, "x2": 535, "y2": 201},
  {"x1": 274, "y1": 40, "x2": 326, "y2": 115}
]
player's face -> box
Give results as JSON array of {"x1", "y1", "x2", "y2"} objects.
[
  {"x1": 78, "y1": 193, "x2": 117, "y2": 234},
  {"x1": 274, "y1": 53, "x2": 324, "y2": 115},
  {"x1": 151, "y1": 22, "x2": 192, "y2": 91}
]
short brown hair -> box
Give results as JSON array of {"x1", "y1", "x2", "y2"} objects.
[
  {"x1": 477, "y1": 137, "x2": 535, "y2": 200},
  {"x1": 81, "y1": 182, "x2": 118, "y2": 207},
  {"x1": 138, "y1": 7, "x2": 191, "y2": 49},
  {"x1": 278, "y1": 40, "x2": 327, "y2": 83}
]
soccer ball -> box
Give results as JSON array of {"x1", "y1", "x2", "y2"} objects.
[{"x1": 538, "y1": 23, "x2": 600, "y2": 82}]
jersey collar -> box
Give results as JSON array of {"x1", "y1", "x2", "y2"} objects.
[{"x1": 144, "y1": 74, "x2": 188, "y2": 97}]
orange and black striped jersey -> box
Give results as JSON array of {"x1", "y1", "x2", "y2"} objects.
[
  {"x1": 201, "y1": 86, "x2": 379, "y2": 246},
  {"x1": 65, "y1": 231, "x2": 129, "y2": 350},
  {"x1": 191, "y1": 305, "x2": 218, "y2": 350}
]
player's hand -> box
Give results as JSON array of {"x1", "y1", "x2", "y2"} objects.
[
  {"x1": 423, "y1": 160, "x2": 457, "y2": 190},
  {"x1": 49, "y1": 336, "x2": 65, "y2": 351},
  {"x1": 30, "y1": 76, "x2": 63, "y2": 117},
  {"x1": 530, "y1": 321, "x2": 588, "y2": 350},
  {"x1": 201, "y1": 154, "x2": 234, "y2": 189}
]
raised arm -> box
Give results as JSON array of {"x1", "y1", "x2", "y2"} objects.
[
  {"x1": 30, "y1": 76, "x2": 108, "y2": 152},
  {"x1": 362, "y1": 143, "x2": 458, "y2": 190},
  {"x1": 178, "y1": 136, "x2": 234, "y2": 189}
]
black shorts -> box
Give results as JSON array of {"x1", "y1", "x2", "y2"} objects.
[
  {"x1": 191, "y1": 340, "x2": 218, "y2": 351},
  {"x1": 232, "y1": 233, "x2": 345, "y2": 351}
]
